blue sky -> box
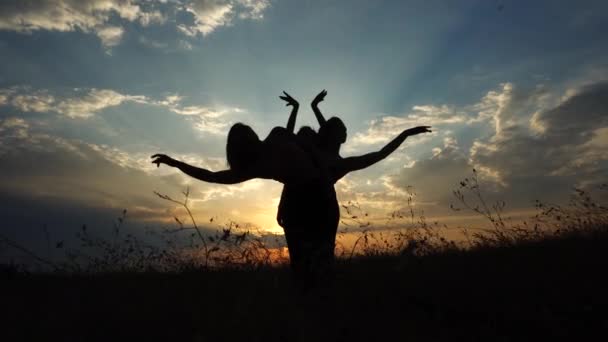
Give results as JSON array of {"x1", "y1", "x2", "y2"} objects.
[{"x1": 1, "y1": 0, "x2": 608, "y2": 255}]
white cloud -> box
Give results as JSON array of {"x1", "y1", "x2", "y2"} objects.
[
  {"x1": 59, "y1": 89, "x2": 146, "y2": 118},
  {"x1": 96, "y1": 26, "x2": 125, "y2": 47},
  {"x1": 178, "y1": 0, "x2": 270, "y2": 36},
  {"x1": 0, "y1": 0, "x2": 164, "y2": 47},
  {"x1": 0, "y1": 117, "x2": 30, "y2": 142},
  {"x1": 0, "y1": 87, "x2": 148, "y2": 118},
  {"x1": 0, "y1": 0, "x2": 271, "y2": 48},
  {"x1": 88, "y1": 143, "x2": 228, "y2": 177},
  {"x1": 0, "y1": 91, "x2": 9, "y2": 105},
  {"x1": 0, "y1": 87, "x2": 242, "y2": 133},
  {"x1": 346, "y1": 104, "x2": 462, "y2": 150},
  {"x1": 179, "y1": 0, "x2": 234, "y2": 36},
  {"x1": 470, "y1": 82, "x2": 553, "y2": 135},
  {"x1": 154, "y1": 94, "x2": 244, "y2": 134},
  {"x1": 236, "y1": 0, "x2": 270, "y2": 19},
  {"x1": 138, "y1": 9, "x2": 166, "y2": 26},
  {"x1": 9, "y1": 89, "x2": 56, "y2": 113}
]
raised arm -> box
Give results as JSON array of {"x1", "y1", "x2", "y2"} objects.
[
  {"x1": 279, "y1": 91, "x2": 299, "y2": 133},
  {"x1": 311, "y1": 89, "x2": 327, "y2": 126},
  {"x1": 333, "y1": 126, "x2": 432, "y2": 181},
  {"x1": 151, "y1": 154, "x2": 253, "y2": 184}
]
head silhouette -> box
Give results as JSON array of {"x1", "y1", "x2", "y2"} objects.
[
  {"x1": 226, "y1": 123, "x2": 261, "y2": 171},
  {"x1": 319, "y1": 116, "x2": 347, "y2": 147},
  {"x1": 297, "y1": 125, "x2": 318, "y2": 145}
]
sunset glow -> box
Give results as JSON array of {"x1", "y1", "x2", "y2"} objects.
[{"x1": 1, "y1": 0, "x2": 607, "y2": 256}]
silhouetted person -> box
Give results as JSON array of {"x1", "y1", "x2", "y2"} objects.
[
  {"x1": 276, "y1": 90, "x2": 432, "y2": 284},
  {"x1": 151, "y1": 91, "x2": 431, "y2": 281},
  {"x1": 276, "y1": 91, "x2": 340, "y2": 281}
]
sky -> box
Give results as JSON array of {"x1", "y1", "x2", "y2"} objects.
[{"x1": 1, "y1": 0, "x2": 608, "y2": 256}]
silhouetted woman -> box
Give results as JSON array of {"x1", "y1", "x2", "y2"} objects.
[
  {"x1": 276, "y1": 90, "x2": 432, "y2": 279},
  {"x1": 276, "y1": 90, "x2": 345, "y2": 276},
  {"x1": 151, "y1": 92, "x2": 431, "y2": 276}
]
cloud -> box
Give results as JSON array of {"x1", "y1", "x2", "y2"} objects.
[
  {"x1": 346, "y1": 104, "x2": 466, "y2": 150},
  {"x1": 0, "y1": 118, "x2": 173, "y2": 203},
  {"x1": 58, "y1": 89, "x2": 147, "y2": 118},
  {"x1": 0, "y1": 117, "x2": 30, "y2": 144},
  {"x1": 0, "y1": 0, "x2": 139, "y2": 32},
  {"x1": 347, "y1": 83, "x2": 554, "y2": 152},
  {"x1": 178, "y1": 0, "x2": 270, "y2": 36},
  {"x1": 138, "y1": 9, "x2": 166, "y2": 26},
  {"x1": 168, "y1": 103, "x2": 242, "y2": 134},
  {"x1": 1, "y1": 87, "x2": 56, "y2": 113},
  {"x1": 0, "y1": 87, "x2": 242, "y2": 131},
  {"x1": 153, "y1": 93, "x2": 244, "y2": 134},
  {"x1": 0, "y1": 118, "x2": 188, "y2": 256},
  {"x1": 469, "y1": 81, "x2": 608, "y2": 188},
  {"x1": 178, "y1": 0, "x2": 234, "y2": 36},
  {"x1": 0, "y1": 0, "x2": 271, "y2": 48},
  {"x1": 533, "y1": 81, "x2": 608, "y2": 145},
  {"x1": 95, "y1": 26, "x2": 125, "y2": 47},
  {"x1": 370, "y1": 136, "x2": 472, "y2": 214},
  {"x1": 344, "y1": 80, "x2": 608, "y2": 221},
  {"x1": 0, "y1": 0, "x2": 164, "y2": 47},
  {"x1": 89, "y1": 142, "x2": 228, "y2": 177},
  {"x1": 471, "y1": 82, "x2": 553, "y2": 133},
  {"x1": 0, "y1": 86, "x2": 146, "y2": 118},
  {"x1": 0, "y1": 117, "x2": 285, "y2": 250},
  {"x1": 379, "y1": 81, "x2": 605, "y2": 192}
]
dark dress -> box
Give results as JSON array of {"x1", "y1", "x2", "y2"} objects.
[{"x1": 274, "y1": 128, "x2": 340, "y2": 274}]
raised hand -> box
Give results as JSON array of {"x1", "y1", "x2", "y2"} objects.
[
  {"x1": 404, "y1": 126, "x2": 432, "y2": 136},
  {"x1": 279, "y1": 91, "x2": 299, "y2": 107},
  {"x1": 312, "y1": 89, "x2": 327, "y2": 107},
  {"x1": 151, "y1": 154, "x2": 177, "y2": 168}
]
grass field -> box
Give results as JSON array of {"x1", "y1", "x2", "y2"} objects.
[
  {"x1": 2, "y1": 181, "x2": 607, "y2": 341},
  {"x1": 3, "y1": 226, "x2": 608, "y2": 341}
]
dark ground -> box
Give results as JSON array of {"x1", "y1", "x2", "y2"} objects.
[{"x1": 3, "y1": 230, "x2": 608, "y2": 342}]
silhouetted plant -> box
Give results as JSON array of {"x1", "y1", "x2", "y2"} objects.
[
  {"x1": 2, "y1": 176, "x2": 606, "y2": 273},
  {"x1": 450, "y1": 169, "x2": 607, "y2": 247}
]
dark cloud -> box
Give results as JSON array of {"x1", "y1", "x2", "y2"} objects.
[
  {"x1": 387, "y1": 81, "x2": 608, "y2": 214},
  {"x1": 0, "y1": 115, "x2": 288, "y2": 264},
  {"x1": 534, "y1": 81, "x2": 608, "y2": 144},
  {"x1": 0, "y1": 118, "x2": 184, "y2": 254},
  {"x1": 388, "y1": 138, "x2": 473, "y2": 214},
  {"x1": 472, "y1": 81, "x2": 608, "y2": 187}
]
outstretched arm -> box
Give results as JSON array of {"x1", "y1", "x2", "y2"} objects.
[
  {"x1": 311, "y1": 89, "x2": 327, "y2": 126},
  {"x1": 151, "y1": 154, "x2": 253, "y2": 184},
  {"x1": 333, "y1": 126, "x2": 432, "y2": 180},
  {"x1": 279, "y1": 91, "x2": 299, "y2": 133}
]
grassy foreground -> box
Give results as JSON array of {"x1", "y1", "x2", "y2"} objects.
[{"x1": 3, "y1": 226, "x2": 608, "y2": 342}]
